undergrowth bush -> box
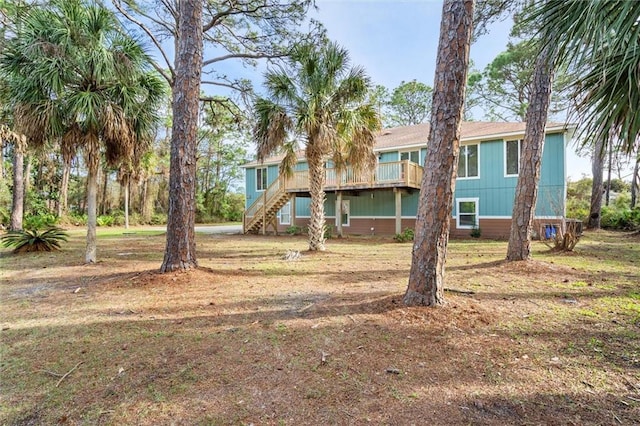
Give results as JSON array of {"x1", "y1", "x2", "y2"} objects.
[
  {"x1": 601, "y1": 206, "x2": 640, "y2": 230},
  {"x1": 286, "y1": 225, "x2": 303, "y2": 235},
  {"x1": 24, "y1": 214, "x2": 58, "y2": 230},
  {"x1": 394, "y1": 227, "x2": 414, "y2": 243},
  {"x1": 1, "y1": 227, "x2": 69, "y2": 253}
]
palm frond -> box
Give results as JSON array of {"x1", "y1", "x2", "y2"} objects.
[
  {"x1": 1, "y1": 227, "x2": 69, "y2": 253},
  {"x1": 279, "y1": 142, "x2": 300, "y2": 178},
  {"x1": 525, "y1": 0, "x2": 640, "y2": 154},
  {"x1": 253, "y1": 98, "x2": 292, "y2": 161}
]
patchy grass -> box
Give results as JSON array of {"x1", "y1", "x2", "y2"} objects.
[{"x1": 1, "y1": 230, "x2": 639, "y2": 425}]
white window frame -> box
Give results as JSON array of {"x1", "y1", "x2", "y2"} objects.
[
  {"x1": 456, "y1": 198, "x2": 479, "y2": 229},
  {"x1": 279, "y1": 201, "x2": 291, "y2": 225},
  {"x1": 504, "y1": 139, "x2": 522, "y2": 177},
  {"x1": 256, "y1": 167, "x2": 268, "y2": 191},
  {"x1": 458, "y1": 143, "x2": 480, "y2": 179},
  {"x1": 399, "y1": 150, "x2": 420, "y2": 164}
]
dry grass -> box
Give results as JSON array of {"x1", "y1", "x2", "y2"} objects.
[{"x1": 1, "y1": 229, "x2": 639, "y2": 425}]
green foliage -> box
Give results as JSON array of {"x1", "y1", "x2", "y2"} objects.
[
  {"x1": 470, "y1": 226, "x2": 482, "y2": 238},
  {"x1": 149, "y1": 213, "x2": 167, "y2": 225},
  {"x1": 388, "y1": 80, "x2": 433, "y2": 126},
  {"x1": 394, "y1": 228, "x2": 414, "y2": 243},
  {"x1": 286, "y1": 225, "x2": 303, "y2": 235},
  {"x1": 601, "y1": 205, "x2": 640, "y2": 230},
  {"x1": 566, "y1": 178, "x2": 592, "y2": 221},
  {"x1": 67, "y1": 212, "x2": 88, "y2": 226},
  {"x1": 97, "y1": 215, "x2": 115, "y2": 227},
  {"x1": 605, "y1": 178, "x2": 630, "y2": 194},
  {"x1": 527, "y1": 0, "x2": 640, "y2": 154},
  {"x1": 1, "y1": 227, "x2": 68, "y2": 253},
  {"x1": 23, "y1": 214, "x2": 58, "y2": 231}
]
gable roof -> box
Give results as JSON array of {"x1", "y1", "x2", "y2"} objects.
[{"x1": 243, "y1": 121, "x2": 572, "y2": 167}]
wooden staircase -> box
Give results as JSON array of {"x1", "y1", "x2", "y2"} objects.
[{"x1": 243, "y1": 176, "x2": 291, "y2": 234}]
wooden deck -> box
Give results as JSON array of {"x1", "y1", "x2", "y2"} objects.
[{"x1": 284, "y1": 160, "x2": 422, "y2": 192}]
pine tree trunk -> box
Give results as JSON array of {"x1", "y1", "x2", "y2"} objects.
[
  {"x1": 506, "y1": 42, "x2": 555, "y2": 261},
  {"x1": 10, "y1": 137, "x2": 25, "y2": 231},
  {"x1": 161, "y1": 0, "x2": 203, "y2": 272},
  {"x1": 404, "y1": 0, "x2": 474, "y2": 307},
  {"x1": 587, "y1": 136, "x2": 606, "y2": 229},
  {"x1": 307, "y1": 149, "x2": 326, "y2": 251}
]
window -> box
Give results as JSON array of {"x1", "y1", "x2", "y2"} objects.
[
  {"x1": 456, "y1": 198, "x2": 478, "y2": 229},
  {"x1": 458, "y1": 144, "x2": 478, "y2": 178},
  {"x1": 400, "y1": 150, "x2": 420, "y2": 164},
  {"x1": 505, "y1": 139, "x2": 522, "y2": 176},
  {"x1": 279, "y1": 202, "x2": 290, "y2": 225},
  {"x1": 256, "y1": 167, "x2": 267, "y2": 191}
]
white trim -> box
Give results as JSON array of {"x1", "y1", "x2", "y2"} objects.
[
  {"x1": 398, "y1": 149, "x2": 421, "y2": 164},
  {"x1": 279, "y1": 201, "x2": 291, "y2": 225},
  {"x1": 457, "y1": 143, "x2": 480, "y2": 180},
  {"x1": 341, "y1": 215, "x2": 565, "y2": 221},
  {"x1": 241, "y1": 126, "x2": 573, "y2": 168},
  {"x1": 456, "y1": 198, "x2": 479, "y2": 229},
  {"x1": 504, "y1": 139, "x2": 521, "y2": 178},
  {"x1": 256, "y1": 166, "x2": 268, "y2": 192}
]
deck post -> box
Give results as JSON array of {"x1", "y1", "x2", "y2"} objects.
[
  {"x1": 261, "y1": 191, "x2": 266, "y2": 235},
  {"x1": 336, "y1": 191, "x2": 343, "y2": 237},
  {"x1": 394, "y1": 188, "x2": 402, "y2": 234},
  {"x1": 291, "y1": 194, "x2": 296, "y2": 227}
]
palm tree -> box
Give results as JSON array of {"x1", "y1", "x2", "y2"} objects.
[
  {"x1": 529, "y1": 0, "x2": 640, "y2": 155},
  {"x1": 404, "y1": 0, "x2": 474, "y2": 306},
  {"x1": 253, "y1": 41, "x2": 381, "y2": 251},
  {"x1": 0, "y1": 0, "x2": 166, "y2": 263}
]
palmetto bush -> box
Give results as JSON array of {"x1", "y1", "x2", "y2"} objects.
[{"x1": 1, "y1": 227, "x2": 69, "y2": 253}]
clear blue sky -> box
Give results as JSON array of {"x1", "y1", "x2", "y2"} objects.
[{"x1": 311, "y1": 0, "x2": 513, "y2": 89}]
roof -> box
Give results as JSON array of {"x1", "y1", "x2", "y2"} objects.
[{"x1": 243, "y1": 121, "x2": 572, "y2": 167}]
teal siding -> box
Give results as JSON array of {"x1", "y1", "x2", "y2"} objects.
[
  {"x1": 402, "y1": 192, "x2": 419, "y2": 216},
  {"x1": 251, "y1": 132, "x2": 566, "y2": 220},
  {"x1": 348, "y1": 191, "x2": 395, "y2": 216},
  {"x1": 244, "y1": 164, "x2": 280, "y2": 208},
  {"x1": 245, "y1": 166, "x2": 257, "y2": 208},
  {"x1": 453, "y1": 133, "x2": 565, "y2": 217}
]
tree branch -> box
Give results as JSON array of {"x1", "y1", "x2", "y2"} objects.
[
  {"x1": 111, "y1": 0, "x2": 175, "y2": 84},
  {"x1": 203, "y1": 2, "x2": 272, "y2": 33}
]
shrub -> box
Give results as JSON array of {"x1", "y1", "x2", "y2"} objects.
[
  {"x1": 394, "y1": 227, "x2": 414, "y2": 243},
  {"x1": 1, "y1": 227, "x2": 69, "y2": 253},
  {"x1": 601, "y1": 205, "x2": 640, "y2": 230},
  {"x1": 67, "y1": 212, "x2": 88, "y2": 226},
  {"x1": 149, "y1": 213, "x2": 167, "y2": 225},
  {"x1": 97, "y1": 215, "x2": 115, "y2": 226},
  {"x1": 470, "y1": 226, "x2": 481, "y2": 238},
  {"x1": 24, "y1": 214, "x2": 58, "y2": 231},
  {"x1": 286, "y1": 225, "x2": 303, "y2": 235}
]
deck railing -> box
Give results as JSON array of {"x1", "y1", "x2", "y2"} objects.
[{"x1": 284, "y1": 160, "x2": 422, "y2": 191}]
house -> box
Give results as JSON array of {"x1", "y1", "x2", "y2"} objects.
[{"x1": 242, "y1": 121, "x2": 573, "y2": 238}]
